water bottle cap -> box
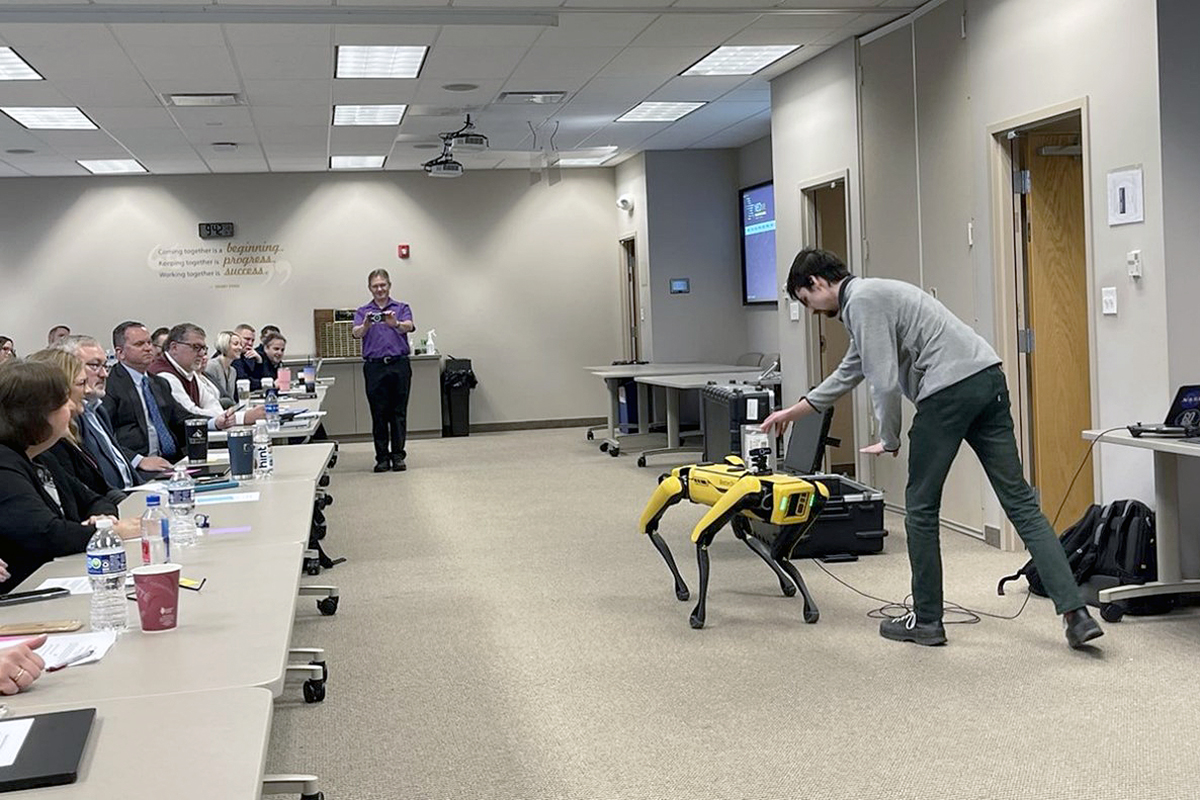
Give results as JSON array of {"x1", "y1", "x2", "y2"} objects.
[
  {"x1": 146, "y1": 494, "x2": 160, "y2": 506},
  {"x1": 95, "y1": 517, "x2": 113, "y2": 529}
]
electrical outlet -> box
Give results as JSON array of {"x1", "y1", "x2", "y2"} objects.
[
  {"x1": 1101, "y1": 286, "x2": 1117, "y2": 315},
  {"x1": 1127, "y1": 249, "x2": 1143, "y2": 279}
]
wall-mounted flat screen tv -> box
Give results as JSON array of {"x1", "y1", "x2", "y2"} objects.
[{"x1": 740, "y1": 181, "x2": 777, "y2": 305}]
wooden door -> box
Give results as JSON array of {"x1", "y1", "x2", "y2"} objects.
[
  {"x1": 1023, "y1": 132, "x2": 1093, "y2": 527},
  {"x1": 813, "y1": 181, "x2": 855, "y2": 476}
]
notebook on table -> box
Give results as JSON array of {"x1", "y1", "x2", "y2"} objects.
[{"x1": 0, "y1": 708, "x2": 95, "y2": 792}]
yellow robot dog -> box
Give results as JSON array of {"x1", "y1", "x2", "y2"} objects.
[{"x1": 639, "y1": 453, "x2": 829, "y2": 629}]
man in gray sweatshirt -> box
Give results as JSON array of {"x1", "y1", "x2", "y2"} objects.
[{"x1": 761, "y1": 248, "x2": 1103, "y2": 649}]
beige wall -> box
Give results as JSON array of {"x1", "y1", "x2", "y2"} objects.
[
  {"x1": 0, "y1": 169, "x2": 624, "y2": 425},
  {"x1": 737, "y1": 135, "x2": 780, "y2": 358}
]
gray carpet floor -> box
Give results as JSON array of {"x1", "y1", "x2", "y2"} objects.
[{"x1": 269, "y1": 428, "x2": 1200, "y2": 800}]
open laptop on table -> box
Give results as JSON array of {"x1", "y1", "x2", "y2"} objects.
[{"x1": 1128, "y1": 385, "x2": 1200, "y2": 439}]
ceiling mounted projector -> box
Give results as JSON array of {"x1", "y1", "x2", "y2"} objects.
[
  {"x1": 447, "y1": 114, "x2": 488, "y2": 153},
  {"x1": 424, "y1": 156, "x2": 464, "y2": 178}
]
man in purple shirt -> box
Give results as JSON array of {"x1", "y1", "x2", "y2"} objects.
[{"x1": 352, "y1": 269, "x2": 415, "y2": 473}]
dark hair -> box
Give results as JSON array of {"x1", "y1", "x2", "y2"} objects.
[
  {"x1": 0, "y1": 360, "x2": 70, "y2": 450},
  {"x1": 262, "y1": 332, "x2": 287, "y2": 348},
  {"x1": 785, "y1": 248, "x2": 851, "y2": 300},
  {"x1": 0, "y1": 336, "x2": 13, "y2": 354},
  {"x1": 368, "y1": 268, "x2": 391, "y2": 285},
  {"x1": 260, "y1": 325, "x2": 280, "y2": 338},
  {"x1": 112, "y1": 320, "x2": 146, "y2": 350},
  {"x1": 151, "y1": 327, "x2": 170, "y2": 342},
  {"x1": 166, "y1": 323, "x2": 205, "y2": 348}
]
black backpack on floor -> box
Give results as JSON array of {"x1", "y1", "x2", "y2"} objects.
[{"x1": 997, "y1": 499, "x2": 1171, "y2": 617}]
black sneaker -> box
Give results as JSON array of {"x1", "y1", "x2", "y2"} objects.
[
  {"x1": 879, "y1": 611, "x2": 947, "y2": 646},
  {"x1": 373, "y1": 461, "x2": 390, "y2": 473},
  {"x1": 392, "y1": 457, "x2": 407, "y2": 472},
  {"x1": 1063, "y1": 607, "x2": 1103, "y2": 649}
]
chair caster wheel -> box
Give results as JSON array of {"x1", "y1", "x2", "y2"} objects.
[
  {"x1": 303, "y1": 679, "x2": 326, "y2": 703},
  {"x1": 1100, "y1": 602, "x2": 1125, "y2": 623},
  {"x1": 586, "y1": 430, "x2": 594, "y2": 440},
  {"x1": 311, "y1": 660, "x2": 329, "y2": 682},
  {"x1": 303, "y1": 558, "x2": 321, "y2": 576},
  {"x1": 609, "y1": 447, "x2": 619, "y2": 457},
  {"x1": 317, "y1": 596, "x2": 339, "y2": 615},
  {"x1": 599, "y1": 441, "x2": 609, "y2": 452},
  {"x1": 300, "y1": 793, "x2": 324, "y2": 800},
  {"x1": 636, "y1": 456, "x2": 646, "y2": 467},
  {"x1": 803, "y1": 609, "x2": 819, "y2": 624}
]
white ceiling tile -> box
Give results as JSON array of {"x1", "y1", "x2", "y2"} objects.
[
  {"x1": 507, "y1": 46, "x2": 621, "y2": 80},
  {"x1": 87, "y1": 106, "x2": 180, "y2": 130},
  {"x1": 54, "y1": 77, "x2": 163, "y2": 106},
  {"x1": 333, "y1": 25, "x2": 440, "y2": 46},
  {"x1": 254, "y1": 124, "x2": 328, "y2": 146},
  {"x1": 2, "y1": 156, "x2": 87, "y2": 176},
  {"x1": 213, "y1": 0, "x2": 335, "y2": 5},
  {"x1": 252, "y1": 105, "x2": 331, "y2": 127},
  {"x1": 223, "y1": 23, "x2": 333, "y2": 46},
  {"x1": 0, "y1": 81, "x2": 72, "y2": 105},
  {"x1": 450, "y1": 0, "x2": 562, "y2": 6},
  {"x1": 262, "y1": 156, "x2": 327, "y2": 172},
  {"x1": 414, "y1": 79, "x2": 504, "y2": 106},
  {"x1": 421, "y1": 46, "x2": 528, "y2": 80},
  {"x1": 434, "y1": 25, "x2": 543, "y2": 47},
  {"x1": 125, "y1": 46, "x2": 239, "y2": 84},
  {"x1": 569, "y1": 76, "x2": 665, "y2": 103},
  {"x1": 597, "y1": 46, "x2": 711, "y2": 79},
  {"x1": 232, "y1": 44, "x2": 332, "y2": 81},
  {"x1": 15, "y1": 43, "x2": 139, "y2": 80},
  {"x1": 0, "y1": 161, "x2": 28, "y2": 177},
  {"x1": 500, "y1": 73, "x2": 589, "y2": 93},
  {"x1": 110, "y1": 23, "x2": 225, "y2": 46},
  {"x1": 533, "y1": 14, "x2": 657, "y2": 47},
  {"x1": 243, "y1": 79, "x2": 330, "y2": 106},
  {"x1": 0, "y1": 24, "x2": 120, "y2": 47},
  {"x1": 725, "y1": 27, "x2": 831, "y2": 46},
  {"x1": 330, "y1": 79, "x2": 418, "y2": 105},
  {"x1": 329, "y1": 127, "x2": 399, "y2": 151},
  {"x1": 630, "y1": 14, "x2": 759, "y2": 46},
  {"x1": 651, "y1": 75, "x2": 750, "y2": 102},
  {"x1": 170, "y1": 106, "x2": 254, "y2": 128},
  {"x1": 746, "y1": 11, "x2": 858, "y2": 29},
  {"x1": 138, "y1": 155, "x2": 212, "y2": 174}
]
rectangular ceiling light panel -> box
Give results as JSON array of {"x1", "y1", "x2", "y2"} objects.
[
  {"x1": 0, "y1": 47, "x2": 42, "y2": 80},
  {"x1": 331, "y1": 155, "x2": 386, "y2": 169},
  {"x1": 78, "y1": 159, "x2": 146, "y2": 174},
  {"x1": 682, "y1": 45, "x2": 800, "y2": 76},
  {"x1": 1, "y1": 106, "x2": 97, "y2": 129},
  {"x1": 336, "y1": 45, "x2": 428, "y2": 79},
  {"x1": 333, "y1": 104, "x2": 407, "y2": 126},
  {"x1": 616, "y1": 102, "x2": 705, "y2": 123}
]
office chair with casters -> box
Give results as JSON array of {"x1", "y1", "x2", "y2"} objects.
[{"x1": 735, "y1": 351, "x2": 764, "y2": 366}]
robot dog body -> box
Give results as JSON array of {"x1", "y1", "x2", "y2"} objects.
[{"x1": 639, "y1": 456, "x2": 828, "y2": 628}]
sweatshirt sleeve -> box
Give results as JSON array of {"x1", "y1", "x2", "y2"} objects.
[
  {"x1": 805, "y1": 339, "x2": 864, "y2": 411},
  {"x1": 852, "y1": 295, "x2": 904, "y2": 451}
]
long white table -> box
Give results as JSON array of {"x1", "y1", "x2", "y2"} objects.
[
  {"x1": 180, "y1": 441, "x2": 335, "y2": 484},
  {"x1": 6, "y1": 689, "x2": 273, "y2": 799},
  {"x1": 209, "y1": 385, "x2": 328, "y2": 443},
  {"x1": 584, "y1": 363, "x2": 763, "y2": 456},
  {"x1": 1082, "y1": 429, "x2": 1200, "y2": 605}
]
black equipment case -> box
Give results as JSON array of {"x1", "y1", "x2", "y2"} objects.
[{"x1": 700, "y1": 384, "x2": 772, "y2": 463}]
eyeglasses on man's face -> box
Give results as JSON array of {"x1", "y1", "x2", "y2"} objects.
[{"x1": 83, "y1": 361, "x2": 109, "y2": 373}]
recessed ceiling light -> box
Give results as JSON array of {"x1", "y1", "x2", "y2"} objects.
[
  {"x1": 4, "y1": 148, "x2": 35, "y2": 155},
  {"x1": 1, "y1": 106, "x2": 97, "y2": 130},
  {"x1": 333, "y1": 104, "x2": 407, "y2": 126},
  {"x1": 442, "y1": 83, "x2": 479, "y2": 92},
  {"x1": 335, "y1": 45, "x2": 428, "y2": 79},
  {"x1": 616, "y1": 102, "x2": 705, "y2": 123},
  {"x1": 78, "y1": 159, "x2": 146, "y2": 174},
  {"x1": 0, "y1": 47, "x2": 42, "y2": 81},
  {"x1": 557, "y1": 147, "x2": 619, "y2": 166},
  {"x1": 165, "y1": 93, "x2": 242, "y2": 107},
  {"x1": 412, "y1": 143, "x2": 440, "y2": 150},
  {"x1": 682, "y1": 45, "x2": 800, "y2": 76},
  {"x1": 497, "y1": 91, "x2": 566, "y2": 105},
  {"x1": 211, "y1": 142, "x2": 238, "y2": 153},
  {"x1": 331, "y1": 155, "x2": 385, "y2": 169}
]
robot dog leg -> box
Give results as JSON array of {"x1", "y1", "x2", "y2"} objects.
[
  {"x1": 638, "y1": 473, "x2": 691, "y2": 601},
  {"x1": 731, "y1": 516, "x2": 798, "y2": 598},
  {"x1": 687, "y1": 474, "x2": 764, "y2": 629}
]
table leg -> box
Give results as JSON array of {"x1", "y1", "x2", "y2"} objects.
[
  {"x1": 637, "y1": 382, "x2": 649, "y2": 435},
  {"x1": 666, "y1": 387, "x2": 680, "y2": 447},
  {"x1": 607, "y1": 378, "x2": 620, "y2": 440}
]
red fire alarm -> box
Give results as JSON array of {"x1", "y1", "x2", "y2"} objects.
[{"x1": 398, "y1": 244, "x2": 410, "y2": 259}]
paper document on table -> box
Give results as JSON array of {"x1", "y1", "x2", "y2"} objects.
[
  {"x1": 291, "y1": 410, "x2": 326, "y2": 420},
  {"x1": 129, "y1": 481, "x2": 167, "y2": 493},
  {"x1": 37, "y1": 631, "x2": 117, "y2": 668},
  {"x1": 201, "y1": 451, "x2": 230, "y2": 464},
  {"x1": 34, "y1": 577, "x2": 91, "y2": 595},
  {"x1": 0, "y1": 717, "x2": 34, "y2": 768},
  {"x1": 196, "y1": 491, "x2": 260, "y2": 506}
]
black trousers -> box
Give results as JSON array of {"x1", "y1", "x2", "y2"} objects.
[{"x1": 363, "y1": 358, "x2": 412, "y2": 464}]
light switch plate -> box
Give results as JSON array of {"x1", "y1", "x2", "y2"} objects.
[
  {"x1": 1126, "y1": 249, "x2": 1143, "y2": 278},
  {"x1": 1101, "y1": 286, "x2": 1117, "y2": 315},
  {"x1": 789, "y1": 300, "x2": 801, "y2": 321}
]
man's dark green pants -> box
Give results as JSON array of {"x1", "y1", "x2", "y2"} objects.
[{"x1": 905, "y1": 365, "x2": 1084, "y2": 623}]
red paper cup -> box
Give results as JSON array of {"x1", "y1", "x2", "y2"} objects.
[{"x1": 133, "y1": 564, "x2": 181, "y2": 632}]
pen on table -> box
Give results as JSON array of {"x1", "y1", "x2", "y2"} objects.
[{"x1": 47, "y1": 649, "x2": 94, "y2": 672}]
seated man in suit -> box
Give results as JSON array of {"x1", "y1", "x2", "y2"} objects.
[
  {"x1": 232, "y1": 324, "x2": 281, "y2": 390},
  {"x1": 151, "y1": 323, "x2": 263, "y2": 426},
  {"x1": 101, "y1": 321, "x2": 234, "y2": 477},
  {"x1": 56, "y1": 335, "x2": 144, "y2": 491}
]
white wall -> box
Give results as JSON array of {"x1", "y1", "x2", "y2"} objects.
[
  {"x1": 642, "y1": 149, "x2": 748, "y2": 364},
  {"x1": 769, "y1": 40, "x2": 864, "y2": 430},
  {"x1": 614, "y1": 154, "x2": 652, "y2": 359},
  {"x1": 0, "y1": 169, "x2": 623, "y2": 426},
  {"x1": 737, "y1": 135, "x2": 780, "y2": 359}
]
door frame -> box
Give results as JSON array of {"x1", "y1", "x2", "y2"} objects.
[
  {"x1": 987, "y1": 97, "x2": 1100, "y2": 550},
  {"x1": 618, "y1": 235, "x2": 640, "y2": 362},
  {"x1": 797, "y1": 168, "x2": 866, "y2": 477}
]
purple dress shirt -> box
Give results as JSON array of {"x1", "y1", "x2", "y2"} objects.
[{"x1": 355, "y1": 298, "x2": 413, "y2": 358}]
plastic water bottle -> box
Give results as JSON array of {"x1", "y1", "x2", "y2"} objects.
[
  {"x1": 166, "y1": 464, "x2": 198, "y2": 548},
  {"x1": 140, "y1": 494, "x2": 170, "y2": 565},
  {"x1": 87, "y1": 518, "x2": 128, "y2": 632},
  {"x1": 263, "y1": 377, "x2": 281, "y2": 432},
  {"x1": 253, "y1": 419, "x2": 274, "y2": 478}
]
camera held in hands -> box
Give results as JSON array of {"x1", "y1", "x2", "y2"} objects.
[{"x1": 368, "y1": 311, "x2": 384, "y2": 324}]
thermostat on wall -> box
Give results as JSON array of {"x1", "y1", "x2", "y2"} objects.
[
  {"x1": 669, "y1": 278, "x2": 690, "y2": 294},
  {"x1": 198, "y1": 222, "x2": 235, "y2": 239}
]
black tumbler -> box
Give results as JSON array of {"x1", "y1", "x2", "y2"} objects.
[{"x1": 185, "y1": 418, "x2": 208, "y2": 464}]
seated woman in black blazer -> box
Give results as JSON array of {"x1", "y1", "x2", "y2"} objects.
[
  {"x1": 27, "y1": 348, "x2": 126, "y2": 505},
  {"x1": 0, "y1": 360, "x2": 140, "y2": 593}
]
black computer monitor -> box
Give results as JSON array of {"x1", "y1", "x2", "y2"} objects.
[{"x1": 782, "y1": 408, "x2": 834, "y2": 475}]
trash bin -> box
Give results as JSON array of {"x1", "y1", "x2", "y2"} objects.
[
  {"x1": 617, "y1": 378, "x2": 639, "y2": 434},
  {"x1": 441, "y1": 358, "x2": 477, "y2": 437}
]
